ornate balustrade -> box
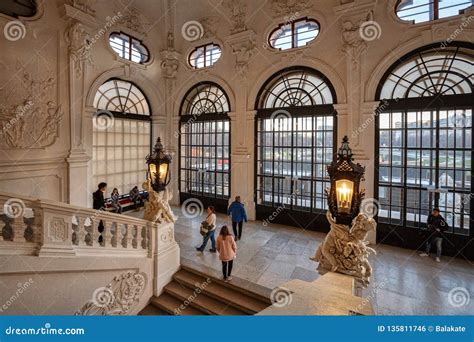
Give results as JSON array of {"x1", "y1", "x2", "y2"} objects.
[{"x1": 0, "y1": 192, "x2": 155, "y2": 258}]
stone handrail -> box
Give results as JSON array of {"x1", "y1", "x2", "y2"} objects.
[{"x1": 0, "y1": 192, "x2": 155, "y2": 257}]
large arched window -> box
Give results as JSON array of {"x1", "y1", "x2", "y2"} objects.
[
  {"x1": 375, "y1": 43, "x2": 473, "y2": 258},
  {"x1": 92, "y1": 79, "x2": 151, "y2": 197},
  {"x1": 179, "y1": 82, "x2": 230, "y2": 212},
  {"x1": 255, "y1": 67, "x2": 337, "y2": 230}
]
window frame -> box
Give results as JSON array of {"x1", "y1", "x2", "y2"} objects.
[
  {"x1": 188, "y1": 43, "x2": 222, "y2": 70},
  {"x1": 254, "y1": 67, "x2": 338, "y2": 230},
  {"x1": 395, "y1": 0, "x2": 473, "y2": 24},
  {"x1": 92, "y1": 79, "x2": 152, "y2": 197},
  {"x1": 268, "y1": 17, "x2": 320, "y2": 51},
  {"x1": 108, "y1": 32, "x2": 150, "y2": 64},
  {"x1": 178, "y1": 82, "x2": 231, "y2": 209},
  {"x1": 374, "y1": 42, "x2": 474, "y2": 259}
]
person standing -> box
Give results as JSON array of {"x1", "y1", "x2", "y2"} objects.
[
  {"x1": 93, "y1": 182, "x2": 107, "y2": 211},
  {"x1": 216, "y1": 225, "x2": 237, "y2": 282},
  {"x1": 419, "y1": 208, "x2": 448, "y2": 262},
  {"x1": 110, "y1": 188, "x2": 122, "y2": 214},
  {"x1": 92, "y1": 182, "x2": 107, "y2": 244},
  {"x1": 227, "y1": 196, "x2": 247, "y2": 241},
  {"x1": 196, "y1": 206, "x2": 217, "y2": 253}
]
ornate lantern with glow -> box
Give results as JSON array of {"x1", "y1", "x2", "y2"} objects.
[
  {"x1": 326, "y1": 136, "x2": 365, "y2": 225},
  {"x1": 146, "y1": 137, "x2": 172, "y2": 192}
]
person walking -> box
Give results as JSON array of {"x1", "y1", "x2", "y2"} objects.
[
  {"x1": 110, "y1": 188, "x2": 122, "y2": 214},
  {"x1": 196, "y1": 206, "x2": 217, "y2": 253},
  {"x1": 92, "y1": 182, "x2": 107, "y2": 244},
  {"x1": 419, "y1": 208, "x2": 448, "y2": 262},
  {"x1": 216, "y1": 225, "x2": 237, "y2": 282},
  {"x1": 227, "y1": 196, "x2": 247, "y2": 241}
]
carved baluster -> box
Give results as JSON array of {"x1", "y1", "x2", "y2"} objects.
[
  {"x1": 141, "y1": 225, "x2": 147, "y2": 250},
  {"x1": 111, "y1": 222, "x2": 117, "y2": 247},
  {"x1": 76, "y1": 215, "x2": 87, "y2": 247},
  {"x1": 126, "y1": 225, "x2": 134, "y2": 249},
  {"x1": 136, "y1": 225, "x2": 143, "y2": 249},
  {"x1": 132, "y1": 225, "x2": 138, "y2": 249},
  {"x1": 91, "y1": 218, "x2": 101, "y2": 246},
  {"x1": 12, "y1": 215, "x2": 27, "y2": 243},
  {"x1": 32, "y1": 207, "x2": 43, "y2": 246},
  {"x1": 119, "y1": 224, "x2": 126, "y2": 248},
  {"x1": 147, "y1": 223, "x2": 153, "y2": 258},
  {"x1": 72, "y1": 215, "x2": 79, "y2": 245},
  {"x1": 103, "y1": 221, "x2": 113, "y2": 247}
]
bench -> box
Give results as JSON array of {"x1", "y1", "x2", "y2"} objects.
[{"x1": 104, "y1": 191, "x2": 148, "y2": 213}]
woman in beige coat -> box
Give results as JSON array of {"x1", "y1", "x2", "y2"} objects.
[{"x1": 216, "y1": 225, "x2": 237, "y2": 282}]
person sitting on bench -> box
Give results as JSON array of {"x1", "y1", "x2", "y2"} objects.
[{"x1": 129, "y1": 186, "x2": 143, "y2": 211}]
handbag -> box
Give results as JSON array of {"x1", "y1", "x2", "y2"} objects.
[{"x1": 200, "y1": 221, "x2": 209, "y2": 236}]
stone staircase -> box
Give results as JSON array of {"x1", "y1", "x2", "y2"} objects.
[{"x1": 140, "y1": 264, "x2": 272, "y2": 315}]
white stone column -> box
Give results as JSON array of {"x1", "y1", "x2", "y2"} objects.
[{"x1": 62, "y1": 4, "x2": 97, "y2": 207}]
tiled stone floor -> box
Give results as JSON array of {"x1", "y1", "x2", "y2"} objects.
[{"x1": 133, "y1": 207, "x2": 474, "y2": 315}]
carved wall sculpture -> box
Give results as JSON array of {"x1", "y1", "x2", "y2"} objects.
[
  {"x1": 66, "y1": 22, "x2": 93, "y2": 76},
  {"x1": 223, "y1": 0, "x2": 248, "y2": 34},
  {"x1": 0, "y1": 63, "x2": 63, "y2": 149},
  {"x1": 199, "y1": 16, "x2": 220, "y2": 39},
  {"x1": 72, "y1": 0, "x2": 96, "y2": 16},
  {"x1": 117, "y1": 6, "x2": 150, "y2": 36},
  {"x1": 270, "y1": 0, "x2": 312, "y2": 17},
  {"x1": 76, "y1": 270, "x2": 147, "y2": 315}
]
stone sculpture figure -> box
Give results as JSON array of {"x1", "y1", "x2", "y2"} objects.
[
  {"x1": 312, "y1": 211, "x2": 376, "y2": 286},
  {"x1": 142, "y1": 179, "x2": 176, "y2": 224}
]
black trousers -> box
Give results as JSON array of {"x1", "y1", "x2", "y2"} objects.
[
  {"x1": 232, "y1": 221, "x2": 243, "y2": 239},
  {"x1": 222, "y1": 260, "x2": 233, "y2": 279}
]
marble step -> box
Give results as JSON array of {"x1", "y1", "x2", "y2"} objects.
[
  {"x1": 164, "y1": 281, "x2": 247, "y2": 315},
  {"x1": 138, "y1": 303, "x2": 169, "y2": 315},
  {"x1": 180, "y1": 261, "x2": 273, "y2": 305},
  {"x1": 150, "y1": 292, "x2": 207, "y2": 315},
  {"x1": 173, "y1": 269, "x2": 269, "y2": 314}
]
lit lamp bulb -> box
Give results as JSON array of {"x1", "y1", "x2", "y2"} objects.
[
  {"x1": 158, "y1": 163, "x2": 168, "y2": 183},
  {"x1": 336, "y1": 179, "x2": 354, "y2": 214},
  {"x1": 148, "y1": 164, "x2": 157, "y2": 184}
]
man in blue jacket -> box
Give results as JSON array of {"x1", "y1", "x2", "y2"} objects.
[{"x1": 227, "y1": 196, "x2": 247, "y2": 241}]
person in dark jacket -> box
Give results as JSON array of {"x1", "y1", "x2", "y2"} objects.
[
  {"x1": 93, "y1": 182, "x2": 107, "y2": 210},
  {"x1": 92, "y1": 182, "x2": 107, "y2": 244},
  {"x1": 227, "y1": 196, "x2": 247, "y2": 241},
  {"x1": 419, "y1": 208, "x2": 448, "y2": 262}
]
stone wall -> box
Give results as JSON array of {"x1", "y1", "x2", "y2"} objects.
[{"x1": 1, "y1": 1, "x2": 472, "y2": 242}]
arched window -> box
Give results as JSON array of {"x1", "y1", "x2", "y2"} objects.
[
  {"x1": 179, "y1": 82, "x2": 230, "y2": 211},
  {"x1": 268, "y1": 18, "x2": 319, "y2": 50},
  {"x1": 255, "y1": 67, "x2": 336, "y2": 230},
  {"x1": 396, "y1": 0, "x2": 473, "y2": 24},
  {"x1": 0, "y1": 0, "x2": 37, "y2": 17},
  {"x1": 92, "y1": 79, "x2": 151, "y2": 197},
  {"x1": 375, "y1": 43, "x2": 473, "y2": 257},
  {"x1": 188, "y1": 43, "x2": 222, "y2": 69},
  {"x1": 109, "y1": 32, "x2": 150, "y2": 64}
]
